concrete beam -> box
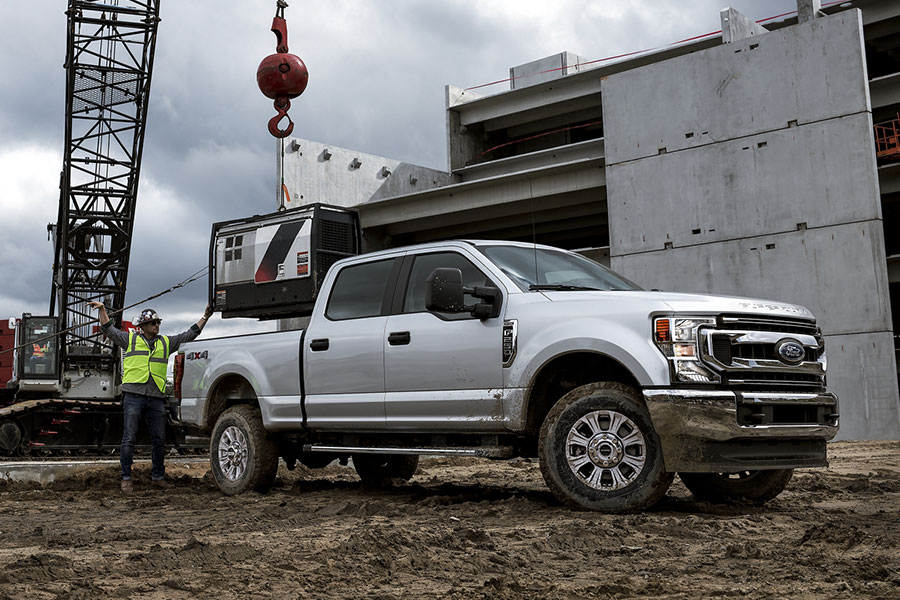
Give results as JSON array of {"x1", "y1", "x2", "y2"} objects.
[
  {"x1": 880, "y1": 162, "x2": 900, "y2": 195},
  {"x1": 482, "y1": 95, "x2": 603, "y2": 134},
  {"x1": 359, "y1": 157, "x2": 604, "y2": 229},
  {"x1": 856, "y1": 0, "x2": 900, "y2": 26},
  {"x1": 456, "y1": 76, "x2": 602, "y2": 127},
  {"x1": 888, "y1": 255, "x2": 900, "y2": 283},
  {"x1": 455, "y1": 138, "x2": 604, "y2": 181},
  {"x1": 380, "y1": 184, "x2": 604, "y2": 237},
  {"x1": 720, "y1": 8, "x2": 767, "y2": 43},
  {"x1": 399, "y1": 215, "x2": 609, "y2": 247},
  {"x1": 394, "y1": 196, "x2": 608, "y2": 241},
  {"x1": 870, "y1": 71, "x2": 900, "y2": 109}
]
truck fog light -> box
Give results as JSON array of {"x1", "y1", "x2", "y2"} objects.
[{"x1": 674, "y1": 359, "x2": 720, "y2": 383}]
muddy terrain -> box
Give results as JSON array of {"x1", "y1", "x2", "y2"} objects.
[{"x1": 0, "y1": 441, "x2": 897, "y2": 599}]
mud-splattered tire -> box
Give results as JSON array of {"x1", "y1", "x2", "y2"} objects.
[
  {"x1": 210, "y1": 405, "x2": 279, "y2": 495},
  {"x1": 539, "y1": 382, "x2": 674, "y2": 512},
  {"x1": 352, "y1": 454, "x2": 419, "y2": 485},
  {"x1": 679, "y1": 469, "x2": 793, "y2": 504}
]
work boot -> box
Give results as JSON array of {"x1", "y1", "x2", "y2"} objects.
[
  {"x1": 151, "y1": 479, "x2": 170, "y2": 490},
  {"x1": 121, "y1": 480, "x2": 133, "y2": 495}
]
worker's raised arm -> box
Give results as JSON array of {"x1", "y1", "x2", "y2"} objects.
[
  {"x1": 88, "y1": 301, "x2": 110, "y2": 326},
  {"x1": 197, "y1": 303, "x2": 214, "y2": 331}
]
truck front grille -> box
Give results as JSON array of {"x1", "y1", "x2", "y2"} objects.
[{"x1": 699, "y1": 314, "x2": 826, "y2": 391}]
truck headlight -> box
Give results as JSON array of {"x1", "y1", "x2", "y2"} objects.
[{"x1": 654, "y1": 317, "x2": 720, "y2": 384}]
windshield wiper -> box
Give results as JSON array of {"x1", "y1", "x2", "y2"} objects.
[{"x1": 529, "y1": 284, "x2": 600, "y2": 291}]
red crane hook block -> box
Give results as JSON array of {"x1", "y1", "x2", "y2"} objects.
[{"x1": 257, "y1": 7, "x2": 308, "y2": 138}]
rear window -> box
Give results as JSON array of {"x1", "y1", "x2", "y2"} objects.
[{"x1": 325, "y1": 259, "x2": 395, "y2": 320}]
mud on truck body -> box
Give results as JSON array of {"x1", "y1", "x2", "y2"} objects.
[{"x1": 175, "y1": 237, "x2": 838, "y2": 512}]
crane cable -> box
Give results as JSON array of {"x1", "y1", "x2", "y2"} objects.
[{"x1": 0, "y1": 266, "x2": 209, "y2": 357}]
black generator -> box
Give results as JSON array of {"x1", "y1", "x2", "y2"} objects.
[{"x1": 209, "y1": 204, "x2": 360, "y2": 319}]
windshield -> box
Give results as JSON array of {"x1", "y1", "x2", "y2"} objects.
[{"x1": 478, "y1": 245, "x2": 642, "y2": 292}]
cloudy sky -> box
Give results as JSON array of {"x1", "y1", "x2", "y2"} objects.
[{"x1": 0, "y1": 0, "x2": 797, "y2": 337}]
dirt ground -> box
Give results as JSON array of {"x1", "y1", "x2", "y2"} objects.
[{"x1": 0, "y1": 441, "x2": 897, "y2": 600}]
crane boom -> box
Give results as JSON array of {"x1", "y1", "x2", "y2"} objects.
[{"x1": 51, "y1": 0, "x2": 161, "y2": 392}]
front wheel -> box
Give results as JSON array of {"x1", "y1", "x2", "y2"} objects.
[
  {"x1": 539, "y1": 382, "x2": 673, "y2": 512},
  {"x1": 210, "y1": 405, "x2": 279, "y2": 495},
  {"x1": 678, "y1": 469, "x2": 793, "y2": 504},
  {"x1": 352, "y1": 454, "x2": 419, "y2": 485}
]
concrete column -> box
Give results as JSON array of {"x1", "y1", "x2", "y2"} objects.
[{"x1": 798, "y1": 0, "x2": 822, "y2": 23}]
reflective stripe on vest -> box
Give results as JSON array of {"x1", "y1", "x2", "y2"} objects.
[{"x1": 123, "y1": 332, "x2": 170, "y2": 393}]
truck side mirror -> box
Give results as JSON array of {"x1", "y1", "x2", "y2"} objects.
[
  {"x1": 425, "y1": 268, "x2": 466, "y2": 313},
  {"x1": 426, "y1": 268, "x2": 502, "y2": 320}
]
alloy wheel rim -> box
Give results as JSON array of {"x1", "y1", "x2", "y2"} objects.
[
  {"x1": 218, "y1": 425, "x2": 249, "y2": 481},
  {"x1": 565, "y1": 410, "x2": 646, "y2": 491}
]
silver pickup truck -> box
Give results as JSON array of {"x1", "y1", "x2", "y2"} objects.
[{"x1": 175, "y1": 240, "x2": 838, "y2": 511}]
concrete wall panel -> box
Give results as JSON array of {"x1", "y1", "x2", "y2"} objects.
[
  {"x1": 281, "y1": 138, "x2": 454, "y2": 211},
  {"x1": 606, "y1": 113, "x2": 882, "y2": 254},
  {"x1": 510, "y1": 52, "x2": 585, "y2": 90},
  {"x1": 603, "y1": 10, "x2": 869, "y2": 164},
  {"x1": 825, "y1": 331, "x2": 900, "y2": 441},
  {"x1": 611, "y1": 221, "x2": 891, "y2": 336}
]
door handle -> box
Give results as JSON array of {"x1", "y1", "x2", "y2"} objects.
[
  {"x1": 387, "y1": 331, "x2": 411, "y2": 346},
  {"x1": 309, "y1": 338, "x2": 329, "y2": 351}
]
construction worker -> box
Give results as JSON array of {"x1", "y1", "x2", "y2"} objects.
[{"x1": 88, "y1": 301, "x2": 213, "y2": 494}]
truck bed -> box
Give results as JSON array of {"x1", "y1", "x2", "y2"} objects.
[{"x1": 178, "y1": 328, "x2": 305, "y2": 430}]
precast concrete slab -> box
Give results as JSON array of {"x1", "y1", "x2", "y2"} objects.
[
  {"x1": 603, "y1": 10, "x2": 870, "y2": 165},
  {"x1": 606, "y1": 112, "x2": 883, "y2": 255},
  {"x1": 825, "y1": 331, "x2": 900, "y2": 440},
  {"x1": 279, "y1": 137, "x2": 455, "y2": 212},
  {"x1": 611, "y1": 221, "x2": 892, "y2": 337}
]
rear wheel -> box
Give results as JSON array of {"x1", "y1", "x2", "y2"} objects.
[
  {"x1": 210, "y1": 405, "x2": 279, "y2": 495},
  {"x1": 352, "y1": 454, "x2": 419, "y2": 485},
  {"x1": 678, "y1": 469, "x2": 793, "y2": 504},
  {"x1": 539, "y1": 382, "x2": 673, "y2": 512}
]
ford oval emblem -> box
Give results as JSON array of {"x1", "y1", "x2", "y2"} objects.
[{"x1": 775, "y1": 339, "x2": 805, "y2": 365}]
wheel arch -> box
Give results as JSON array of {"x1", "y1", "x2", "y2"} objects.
[
  {"x1": 204, "y1": 373, "x2": 259, "y2": 431},
  {"x1": 523, "y1": 350, "x2": 642, "y2": 437}
]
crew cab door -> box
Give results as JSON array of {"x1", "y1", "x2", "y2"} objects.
[
  {"x1": 303, "y1": 256, "x2": 401, "y2": 429},
  {"x1": 383, "y1": 251, "x2": 504, "y2": 430}
]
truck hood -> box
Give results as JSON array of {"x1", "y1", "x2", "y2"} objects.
[{"x1": 538, "y1": 290, "x2": 815, "y2": 320}]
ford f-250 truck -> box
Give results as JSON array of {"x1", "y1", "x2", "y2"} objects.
[{"x1": 175, "y1": 240, "x2": 839, "y2": 511}]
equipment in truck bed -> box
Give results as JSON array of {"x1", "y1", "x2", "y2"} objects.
[{"x1": 210, "y1": 204, "x2": 360, "y2": 319}]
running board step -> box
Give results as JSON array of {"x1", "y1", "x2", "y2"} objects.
[{"x1": 303, "y1": 445, "x2": 515, "y2": 459}]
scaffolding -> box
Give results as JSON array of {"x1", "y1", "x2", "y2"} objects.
[{"x1": 875, "y1": 114, "x2": 900, "y2": 161}]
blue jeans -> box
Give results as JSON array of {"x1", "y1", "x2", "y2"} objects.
[{"x1": 121, "y1": 393, "x2": 166, "y2": 481}]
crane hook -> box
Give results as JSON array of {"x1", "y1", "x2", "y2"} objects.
[
  {"x1": 257, "y1": 1, "x2": 308, "y2": 139},
  {"x1": 268, "y1": 97, "x2": 294, "y2": 138}
]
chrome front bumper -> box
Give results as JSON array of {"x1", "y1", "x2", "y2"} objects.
[{"x1": 643, "y1": 388, "x2": 839, "y2": 472}]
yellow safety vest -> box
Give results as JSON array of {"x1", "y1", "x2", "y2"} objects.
[{"x1": 123, "y1": 332, "x2": 170, "y2": 393}]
